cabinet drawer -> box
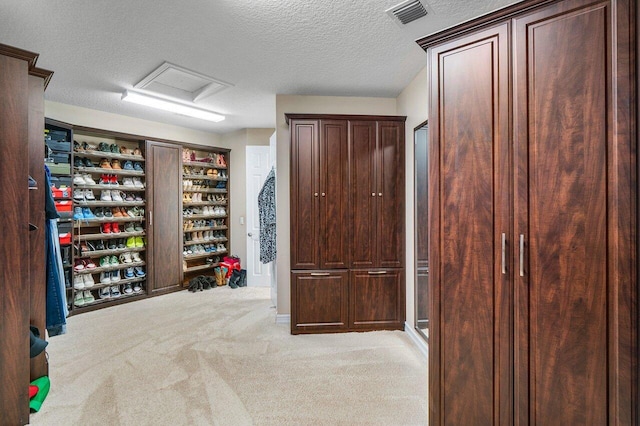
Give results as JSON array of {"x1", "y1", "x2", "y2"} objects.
[
  {"x1": 291, "y1": 270, "x2": 349, "y2": 334},
  {"x1": 349, "y1": 269, "x2": 404, "y2": 330}
]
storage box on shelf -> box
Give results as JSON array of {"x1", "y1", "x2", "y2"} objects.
[
  {"x1": 71, "y1": 131, "x2": 148, "y2": 312},
  {"x1": 181, "y1": 146, "x2": 230, "y2": 283}
]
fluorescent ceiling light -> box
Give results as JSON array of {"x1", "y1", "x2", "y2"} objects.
[{"x1": 122, "y1": 90, "x2": 225, "y2": 122}]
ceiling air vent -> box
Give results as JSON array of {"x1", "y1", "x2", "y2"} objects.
[{"x1": 386, "y1": 0, "x2": 430, "y2": 25}]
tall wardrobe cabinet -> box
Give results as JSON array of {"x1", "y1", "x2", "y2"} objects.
[
  {"x1": 419, "y1": 0, "x2": 637, "y2": 424},
  {"x1": 288, "y1": 114, "x2": 406, "y2": 334}
]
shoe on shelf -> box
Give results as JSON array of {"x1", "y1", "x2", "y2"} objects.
[
  {"x1": 74, "y1": 259, "x2": 85, "y2": 271},
  {"x1": 100, "y1": 158, "x2": 112, "y2": 169},
  {"x1": 133, "y1": 162, "x2": 144, "y2": 172},
  {"x1": 73, "y1": 207, "x2": 84, "y2": 220},
  {"x1": 120, "y1": 145, "x2": 132, "y2": 155},
  {"x1": 74, "y1": 291, "x2": 85, "y2": 307},
  {"x1": 123, "y1": 177, "x2": 134, "y2": 187},
  {"x1": 95, "y1": 207, "x2": 105, "y2": 219},
  {"x1": 134, "y1": 266, "x2": 146, "y2": 277},
  {"x1": 95, "y1": 240, "x2": 105, "y2": 250},
  {"x1": 131, "y1": 252, "x2": 142, "y2": 263},
  {"x1": 84, "y1": 158, "x2": 95, "y2": 168},
  {"x1": 109, "y1": 255, "x2": 119, "y2": 265},
  {"x1": 124, "y1": 267, "x2": 135, "y2": 278},
  {"x1": 123, "y1": 283, "x2": 133, "y2": 294},
  {"x1": 134, "y1": 236, "x2": 144, "y2": 248},
  {"x1": 110, "y1": 285, "x2": 121, "y2": 298},
  {"x1": 134, "y1": 223, "x2": 144, "y2": 232},
  {"x1": 120, "y1": 252, "x2": 132, "y2": 264},
  {"x1": 101, "y1": 190, "x2": 112, "y2": 201},
  {"x1": 133, "y1": 147, "x2": 142, "y2": 157},
  {"x1": 124, "y1": 222, "x2": 135, "y2": 233},
  {"x1": 117, "y1": 238, "x2": 126, "y2": 249},
  {"x1": 83, "y1": 273, "x2": 95, "y2": 288},
  {"x1": 101, "y1": 222, "x2": 112, "y2": 234},
  {"x1": 111, "y1": 269, "x2": 121, "y2": 282},
  {"x1": 100, "y1": 271, "x2": 111, "y2": 284},
  {"x1": 110, "y1": 174, "x2": 119, "y2": 186},
  {"x1": 112, "y1": 222, "x2": 121, "y2": 233},
  {"x1": 133, "y1": 282, "x2": 142, "y2": 293},
  {"x1": 99, "y1": 287, "x2": 111, "y2": 299},
  {"x1": 126, "y1": 236, "x2": 136, "y2": 248},
  {"x1": 99, "y1": 256, "x2": 110, "y2": 267},
  {"x1": 85, "y1": 258, "x2": 96, "y2": 269},
  {"x1": 111, "y1": 190, "x2": 123, "y2": 202},
  {"x1": 98, "y1": 142, "x2": 110, "y2": 152},
  {"x1": 73, "y1": 174, "x2": 86, "y2": 185},
  {"x1": 82, "y1": 207, "x2": 96, "y2": 219},
  {"x1": 73, "y1": 189, "x2": 85, "y2": 201},
  {"x1": 110, "y1": 143, "x2": 119, "y2": 153},
  {"x1": 111, "y1": 159, "x2": 122, "y2": 170},
  {"x1": 83, "y1": 290, "x2": 95, "y2": 304},
  {"x1": 73, "y1": 275, "x2": 85, "y2": 290},
  {"x1": 107, "y1": 239, "x2": 117, "y2": 250},
  {"x1": 84, "y1": 189, "x2": 96, "y2": 201},
  {"x1": 112, "y1": 207, "x2": 124, "y2": 218},
  {"x1": 133, "y1": 177, "x2": 144, "y2": 188},
  {"x1": 99, "y1": 174, "x2": 110, "y2": 185}
]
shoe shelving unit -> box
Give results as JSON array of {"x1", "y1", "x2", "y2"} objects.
[
  {"x1": 181, "y1": 146, "x2": 231, "y2": 284},
  {"x1": 45, "y1": 119, "x2": 75, "y2": 308},
  {"x1": 71, "y1": 129, "x2": 148, "y2": 312}
]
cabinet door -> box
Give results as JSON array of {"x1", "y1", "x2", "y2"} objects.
[
  {"x1": 377, "y1": 120, "x2": 404, "y2": 268},
  {"x1": 349, "y1": 120, "x2": 377, "y2": 268},
  {"x1": 349, "y1": 269, "x2": 404, "y2": 330},
  {"x1": 146, "y1": 141, "x2": 183, "y2": 294},
  {"x1": 291, "y1": 270, "x2": 349, "y2": 334},
  {"x1": 428, "y1": 23, "x2": 511, "y2": 426},
  {"x1": 290, "y1": 120, "x2": 320, "y2": 269},
  {"x1": 513, "y1": 1, "x2": 635, "y2": 423},
  {"x1": 319, "y1": 120, "x2": 349, "y2": 268}
]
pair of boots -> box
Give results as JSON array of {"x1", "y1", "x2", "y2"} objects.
[
  {"x1": 213, "y1": 267, "x2": 226, "y2": 286},
  {"x1": 228, "y1": 269, "x2": 247, "y2": 289}
]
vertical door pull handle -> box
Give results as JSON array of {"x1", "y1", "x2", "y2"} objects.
[
  {"x1": 501, "y1": 233, "x2": 506, "y2": 274},
  {"x1": 519, "y1": 234, "x2": 525, "y2": 277},
  {"x1": 149, "y1": 211, "x2": 152, "y2": 227}
]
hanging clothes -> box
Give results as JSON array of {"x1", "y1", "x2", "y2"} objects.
[
  {"x1": 44, "y1": 165, "x2": 68, "y2": 336},
  {"x1": 258, "y1": 167, "x2": 276, "y2": 263}
]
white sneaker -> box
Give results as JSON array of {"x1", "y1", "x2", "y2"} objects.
[
  {"x1": 110, "y1": 285, "x2": 121, "y2": 298},
  {"x1": 83, "y1": 290, "x2": 95, "y2": 304},
  {"x1": 111, "y1": 190, "x2": 123, "y2": 202},
  {"x1": 73, "y1": 189, "x2": 85, "y2": 201},
  {"x1": 73, "y1": 174, "x2": 86, "y2": 185},
  {"x1": 131, "y1": 252, "x2": 141, "y2": 263},
  {"x1": 123, "y1": 283, "x2": 133, "y2": 294},
  {"x1": 101, "y1": 190, "x2": 112, "y2": 201},
  {"x1": 73, "y1": 275, "x2": 85, "y2": 290},
  {"x1": 83, "y1": 173, "x2": 96, "y2": 185},
  {"x1": 111, "y1": 269, "x2": 121, "y2": 282},
  {"x1": 84, "y1": 189, "x2": 96, "y2": 200},
  {"x1": 99, "y1": 287, "x2": 111, "y2": 299},
  {"x1": 133, "y1": 282, "x2": 142, "y2": 293},
  {"x1": 100, "y1": 271, "x2": 111, "y2": 284},
  {"x1": 123, "y1": 177, "x2": 134, "y2": 187},
  {"x1": 83, "y1": 273, "x2": 95, "y2": 288},
  {"x1": 133, "y1": 177, "x2": 144, "y2": 188}
]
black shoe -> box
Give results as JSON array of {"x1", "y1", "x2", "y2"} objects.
[
  {"x1": 108, "y1": 239, "x2": 117, "y2": 250},
  {"x1": 117, "y1": 238, "x2": 126, "y2": 249},
  {"x1": 74, "y1": 157, "x2": 85, "y2": 167},
  {"x1": 238, "y1": 269, "x2": 247, "y2": 287},
  {"x1": 86, "y1": 241, "x2": 96, "y2": 251},
  {"x1": 84, "y1": 158, "x2": 94, "y2": 168},
  {"x1": 95, "y1": 239, "x2": 105, "y2": 250}
]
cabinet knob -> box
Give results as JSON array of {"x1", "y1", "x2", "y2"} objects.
[
  {"x1": 371, "y1": 192, "x2": 376, "y2": 197},
  {"x1": 378, "y1": 193, "x2": 382, "y2": 197},
  {"x1": 314, "y1": 192, "x2": 319, "y2": 197},
  {"x1": 321, "y1": 192, "x2": 326, "y2": 197}
]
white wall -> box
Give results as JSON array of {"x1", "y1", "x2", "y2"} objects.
[
  {"x1": 396, "y1": 67, "x2": 428, "y2": 328},
  {"x1": 274, "y1": 95, "x2": 398, "y2": 315}
]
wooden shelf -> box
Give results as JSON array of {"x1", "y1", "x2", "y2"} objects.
[
  {"x1": 183, "y1": 226, "x2": 228, "y2": 233},
  {"x1": 182, "y1": 201, "x2": 226, "y2": 206},
  {"x1": 183, "y1": 173, "x2": 228, "y2": 181},
  {"x1": 184, "y1": 263, "x2": 219, "y2": 273},
  {"x1": 76, "y1": 246, "x2": 146, "y2": 258},
  {"x1": 75, "y1": 231, "x2": 146, "y2": 241},
  {"x1": 73, "y1": 261, "x2": 146, "y2": 275},
  {"x1": 74, "y1": 217, "x2": 145, "y2": 224},
  {"x1": 73, "y1": 276, "x2": 147, "y2": 292},
  {"x1": 74, "y1": 166, "x2": 145, "y2": 177},
  {"x1": 183, "y1": 160, "x2": 227, "y2": 169},
  {"x1": 182, "y1": 213, "x2": 227, "y2": 219},
  {"x1": 75, "y1": 201, "x2": 145, "y2": 207},
  {"x1": 73, "y1": 290, "x2": 146, "y2": 309},
  {"x1": 182, "y1": 188, "x2": 228, "y2": 193},
  {"x1": 74, "y1": 184, "x2": 146, "y2": 192},
  {"x1": 183, "y1": 238, "x2": 227, "y2": 246},
  {"x1": 184, "y1": 250, "x2": 227, "y2": 260},
  {"x1": 74, "y1": 150, "x2": 146, "y2": 162}
]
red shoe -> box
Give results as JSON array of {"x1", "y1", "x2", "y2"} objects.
[
  {"x1": 100, "y1": 174, "x2": 110, "y2": 185},
  {"x1": 112, "y1": 222, "x2": 121, "y2": 233},
  {"x1": 101, "y1": 222, "x2": 112, "y2": 234},
  {"x1": 110, "y1": 174, "x2": 119, "y2": 185}
]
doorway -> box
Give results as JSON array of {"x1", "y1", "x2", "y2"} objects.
[
  {"x1": 414, "y1": 121, "x2": 429, "y2": 339},
  {"x1": 245, "y1": 146, "x2": 272, "y2": 287}
]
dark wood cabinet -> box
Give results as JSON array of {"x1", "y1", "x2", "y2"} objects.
[
  {"x1": 288, "y1": 114, "x2": 406, "y2": 334},
  {"x1": 291, "y1": 270, "x2": 349, "y2": 332},
  {"x1": 349, "y1": 269, "x2": 404, "y2": 330},
  {"x1": 290, "y1": 119, "x2": 349, "y2": 270},
  {"x1": 0, "y1": 43, "x2": 52, "y2": 426},
  {"x1": 419, "y1": 0, "x2": 637, "y2": 424},
  {"x1": 147, "y1": 141, "x2": 183, "y2": 294}
]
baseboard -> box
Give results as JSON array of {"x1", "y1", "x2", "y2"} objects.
[
  {"x1": 404, "y1": 322, "x2": 428, "y2": 359},
  {"x1": 275, "y1": 313, "x2": 291, "y2": 325}
]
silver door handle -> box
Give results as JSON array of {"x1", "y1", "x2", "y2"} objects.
[
  {"x1": 501, "y1": 233, "x2": 506, "y2": 274},
  {"x1": 367, "y1": 271, "x2": 387, "y2": 275},
  {"x1": 310, "y1": 272, "x2": 330, "y2": 276},
  {"x1": 519, "y1": 234, "x2": 525, "y2": 277},
  {"x1": 248, "y1": 232, "x2": 253, "y2": 237}
]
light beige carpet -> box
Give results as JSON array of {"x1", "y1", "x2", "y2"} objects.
[{"x1": 30, "y1": 287, "x2": 428, "y2": 425}]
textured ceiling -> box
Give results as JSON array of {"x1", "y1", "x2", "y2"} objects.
[{"x1": 0, "y1": 0, "x2": 519, "y2": 134}]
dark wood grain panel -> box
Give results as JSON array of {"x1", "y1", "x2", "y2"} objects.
[
  {"x1": 29, "y1": 76, "x2": 48, "y2": 381},
  {"x1": 430, "y1": 24, "x2": 510, "y2": 426},
  {"x1": 349, "y1": 121, "x2": 377, "y2": 268},
  {"x1": 0, "y1": 53, "x2": 31, "y2": 426},
  {"x1": 291, "y1": 271, "x2": 349, "y2": 334},
  {"x1": 416, "y1": 268, "x2": 429, "y2": 330},
  {"x1": 514, "y1": 3, "x2": 615, "y2": 423},
  {"x1": 377, "y1": 121, "x2": 404, "y2": 268},
  {"x1": 146, "y1": 141, "x2": 183, "y2": 294},
  {"x1": 319, "y1": 120, "x2": 349, "y2": 269},
  {"x1": 349, "y1": 269, "x2": 404, "y2": 329},
  {"x1": 290, "y1": 120, "x2": 319, "y2": 269}
]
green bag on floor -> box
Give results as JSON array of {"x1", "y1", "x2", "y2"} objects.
[{"x1": 30, "y1": 376, "x2": 50, "y2": 412}]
